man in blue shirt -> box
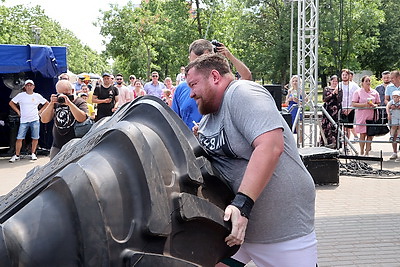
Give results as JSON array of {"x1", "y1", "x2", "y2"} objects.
[
  {"x1": 144, "y1": 71, "x2": 165, "y2": 98},
  {"x1": 172, "y1": 39, "x2": 252, "y2": 129}
]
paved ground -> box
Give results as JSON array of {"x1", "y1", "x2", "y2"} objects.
[{"x1": 0, "y1": 134, "x2": 399, "y2": 266}]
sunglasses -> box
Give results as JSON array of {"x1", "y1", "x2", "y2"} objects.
[
  {"x1": 116, "y1": 78, "x2": 123, "y2": 80},
  {"x1": 152, "y1": 75, "x2": 158, "y2": 77},
  {"x1": 60, "y1": 78, "x2": 69, "y2": 80}
]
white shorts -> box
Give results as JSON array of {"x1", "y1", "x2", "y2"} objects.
[{"x1": 232, "y1": 231, "x2": 317, "y2": 267}]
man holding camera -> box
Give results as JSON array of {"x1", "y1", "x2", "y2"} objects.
[
  {"x1": 92, "y1": 73, "x2": 119, "y2": 122},
  {"x1": 40, "y1": 80, "x2": 88, "y2": 159},
  {"x1": 172, "y1": 39, "x2": 251, "y2": 129}
]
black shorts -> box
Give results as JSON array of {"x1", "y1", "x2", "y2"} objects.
[{"x1": 341, "y1": 109, "x2": 355, "y2": 129}]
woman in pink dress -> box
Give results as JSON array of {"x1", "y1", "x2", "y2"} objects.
[{"x1": 352, "y1": 75, "x2": 380, "y2": 155}]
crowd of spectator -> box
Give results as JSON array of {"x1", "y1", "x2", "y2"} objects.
[
  {"x1": 6, "y1": 70, "x2": 184, "y2": 161},
  {"x1": 318, "y1": 69, "x2": 400, "y2": 158},
  {"x1": 8, "y1": 42, "x2": 400, "y2": 163}
]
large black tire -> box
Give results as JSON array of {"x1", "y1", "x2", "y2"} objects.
[{"x1": 0, "y1": 96, "x2": 238, "y2": 266}]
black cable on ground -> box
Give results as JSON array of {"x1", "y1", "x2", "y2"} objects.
[{"x1": 339, "y1": 160, "x2": 400, "y2": 179}]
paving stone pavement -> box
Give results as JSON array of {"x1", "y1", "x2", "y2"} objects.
[
  {"x1": 1, "y1": 148, "x2": 400, "y2": 266},
  {"x1": 315, "y1": 176, "x2": 400, "y2": 266}
]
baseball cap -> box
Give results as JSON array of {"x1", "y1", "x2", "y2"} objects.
[
  {"x1": 79, "y1": 93, "x2": 88, "y2": 97},
  {"x1": 24, "y1": 79, "x2": 34, "y2": 86},
  {"x1": 392, "y1": 91, "x2": 400, "y2": 96},
  {"x1": 102, "y1": 73, "x2": 111, "y2": 77}
]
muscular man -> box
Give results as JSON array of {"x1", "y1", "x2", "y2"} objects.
[
  {"x1": 172, "y1": 39, "x2": 251, "y2": 129},
  {"x1": 40, "y1": 80, "x2": 87, "y2": 159},
  {"x1": 186, "y1": 54, "x2": 317, "y2": 266}
]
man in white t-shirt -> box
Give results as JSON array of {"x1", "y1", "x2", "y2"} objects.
[
  {"x1": 339, "y1": 69, "x2": 360, "y2": 143},
  {"x1": 9, "y1": 80, "x2": 49, "y2": 162}
]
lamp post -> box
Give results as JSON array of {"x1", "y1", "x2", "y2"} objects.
[{"x1": 30, "y1": 25, "x2": 42, "y2": 44}]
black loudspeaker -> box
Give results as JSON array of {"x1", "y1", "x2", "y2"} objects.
[
  {"x1": 298, "y1": 147, "x2": 339, "y2": 185},
  {"x1": 264, "y1": 84, "x2": 282, "y2": 111},
  {"x1": 281, "y1": 110, "x2": 293, "y2": 130}
]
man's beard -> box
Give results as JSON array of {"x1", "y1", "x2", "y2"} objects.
[
  {"x1": 197, "y1": 96, "x2": 217, "y2": 115},
  {"x1": 117, "y1": 82, "x2": 122, "y2": 85}
]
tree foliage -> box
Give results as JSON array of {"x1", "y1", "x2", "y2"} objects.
[
  {"x1": 360, "y1": 0, "x2": 400, "y2": 76},
  {"x1": 97, "y1": 0, "x2": 394, "y2": 85},
  {"x1": 98, "y1": 0, "x2": 197, "y2": 81},
  {"x1": 2, "y1": 0, "x2": 398, "y2": 86},
  {"x1": 318, "y1": 0, "x2": 384, "y2": 78},
  {"x1": 240, "y1": 0, "x2": 292, "y2": 84}
]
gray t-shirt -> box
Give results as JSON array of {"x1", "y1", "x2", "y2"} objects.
[{"x1": 198, "y1": 80, "x2": 315, "y2": 243}]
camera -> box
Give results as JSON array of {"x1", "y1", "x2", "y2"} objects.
[
  {"x1": 56, "y1": 93, "x2": 65, "y2": 104},
  {"x1": 211, "y1": 40, "x2": 222, "y2": 53},
  {"x1": 56, "y1": 93, "x2": 73, "y2": 104}
]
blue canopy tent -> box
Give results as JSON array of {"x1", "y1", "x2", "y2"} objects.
[{"x1": 0, "y1": 44, "x2": 67, "y2": 153}]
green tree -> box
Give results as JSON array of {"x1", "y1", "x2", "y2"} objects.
[
  {"x1": 361, "y1": 0, "x2": 400, "y2": 76},
  {"x1": 153, "y1": 0, "x2": 199, "y2": 78},
  {"x1": 318, "y1": 0, "x2": 383, "y2": 78},
  {"x1": 98, "y1": 0, "x2": 199, "y2": 81},
  {"x1": 98, "y1": 1, "x2": 166, "y2": 80},
  {"x1": 235, "y1": 0, "x2": 292, "y2": 84},
  {"x1": 96, "y1": 0, "x2": 388, "y2": 87}
]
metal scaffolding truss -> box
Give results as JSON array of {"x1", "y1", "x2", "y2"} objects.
[{"x1": 297, "y1": 0, "x2": 319, "y2": 147}]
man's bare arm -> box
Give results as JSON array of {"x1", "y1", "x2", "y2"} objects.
[
  {"x1": 217, "y1": 44, "x2": 252, "y2": 81},
  {"x1": 224, "y1": 128, "x2": 284, "y2": 246}
]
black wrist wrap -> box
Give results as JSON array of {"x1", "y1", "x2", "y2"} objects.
[{"x1": 230, "y1": 192, "x2": 254, "y2": 219}]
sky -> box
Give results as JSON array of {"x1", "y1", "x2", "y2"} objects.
[{"x1": 3, "y1": 0, "x2": 141, "y2": 52}]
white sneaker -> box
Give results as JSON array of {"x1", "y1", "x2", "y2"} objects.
[
  {"x1": 31, "y1": 153, "x2": 37, "y2": 160},
  {"x1": 9, "y1": 155, "x2": 20, "y2": 163},
  {"x1": 389, "y1": 153, "x2": 398, "y2": 160}
]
